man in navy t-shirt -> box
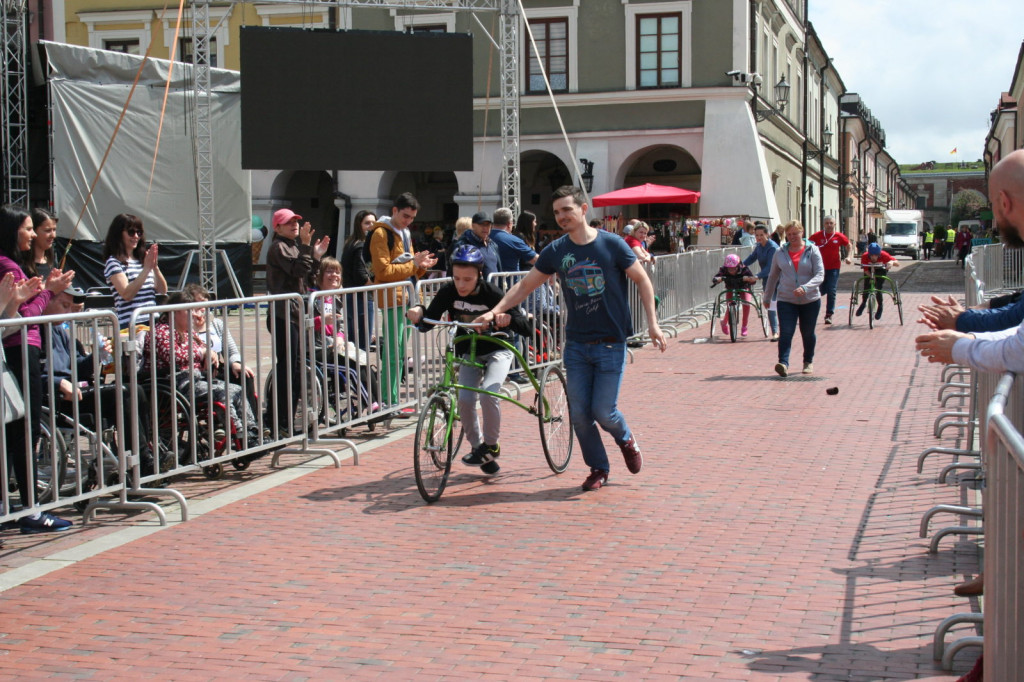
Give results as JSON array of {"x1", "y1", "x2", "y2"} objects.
[
  {"x1": 475, "y1": 186, "x2": 666, "y2": 492},
  {"x1": 490, "y1": 207, "x2": 538, "y2": 272}
]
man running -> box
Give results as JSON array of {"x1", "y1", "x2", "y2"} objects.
[{"x1": 474, "y1": 186, "x2": 666, "y2": 492}]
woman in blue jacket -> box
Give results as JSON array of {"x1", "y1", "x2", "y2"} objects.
[{"x1": 763, "y1": 221, "x2": 825, "y2": 377}]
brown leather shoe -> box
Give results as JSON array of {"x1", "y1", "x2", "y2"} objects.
[{"x1": 954, "y1": 573, "x2": 984, "y2": 597}]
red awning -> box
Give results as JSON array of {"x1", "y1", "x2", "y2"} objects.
[{"x1": 590, "y1": 183, "x2": 700, "y2": 207}]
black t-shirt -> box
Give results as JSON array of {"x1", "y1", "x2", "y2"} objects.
[{"x1": 415, "y1": 279, "x2": 532, "y2": 356}]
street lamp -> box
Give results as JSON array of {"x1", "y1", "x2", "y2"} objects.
[
  {"x1": 755, "y1": 76, "x2": 791, "y2": 122},
  {"x1": 805, "y1": 125, "x2": 832, "y2": 160},
  {"x1": 578, "y1": 158, "x2": 594, "y2": 192}
]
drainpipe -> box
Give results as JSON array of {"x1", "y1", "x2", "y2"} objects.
[
  {"x1": 800, "y1": 52, "x2": 810, "y2": 227},
  {"x1": 858, "y1": 137, "x2": 872, "y2": 239}
]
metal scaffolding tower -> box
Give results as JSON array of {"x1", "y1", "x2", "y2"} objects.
[
  {"x1": 2, "y1": 0, "x2": 29, "y2": 208},
  {"x1": 189, "y1": 0, "x2": 519, "y2": 289}
]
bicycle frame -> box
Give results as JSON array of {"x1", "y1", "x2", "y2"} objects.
[{"x1": 423, "y1": 322, "x2": 544, "y2": 417}]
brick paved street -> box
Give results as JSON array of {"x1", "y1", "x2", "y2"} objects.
[{"x1": 0, "y1": 262, "x2": 980, "y2": 680}]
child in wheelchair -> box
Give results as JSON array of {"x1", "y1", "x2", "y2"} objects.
[
  {"x1": 405, "y1": 245, "x2": 532, "y2": 476},
  {"x1": 712, "y1": 253, "x2": 758, "y2": 337},
  {"x1": 312, "y1": 258, "x2": 382, "y2": 422},
  {"x1": 856, "y1": 243, "x2": 899, "y2": 319}
]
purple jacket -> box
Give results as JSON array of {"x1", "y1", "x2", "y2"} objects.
[{"x1": 0, "y1": 253, "x2": 52, "y2": 348}]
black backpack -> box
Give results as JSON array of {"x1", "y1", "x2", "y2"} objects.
[{"x1": 362, "y1": 224, "x2": 397, "y2": 264}]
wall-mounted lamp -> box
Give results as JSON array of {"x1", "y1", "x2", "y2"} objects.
[
  {"x1": 842, "y1": 156, "x2": 861, "y2": 182},
  {"x1": 805, "y1": 125, "x2": 833, "y2": 160},
  {"x1": 578, "y1": 158, "x2": 595, "y2": 192},
  {"x1": 755, "y1": 76, "x2": 791, "y2": 122}
]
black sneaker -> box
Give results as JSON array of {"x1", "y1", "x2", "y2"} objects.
[
  {"x1": 875, "y1": 303, "x2": 884, "y2": 320},
  {"x1": 855, "y1": 302, "x2": 866, "y2": 316},
  {"x1": 462, "y1": 442, "x2": 500, "y2": 467},
  {"x1": 824, "y1": 314, "x2": 833, "y2": 325}
]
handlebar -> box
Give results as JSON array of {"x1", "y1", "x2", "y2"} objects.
[
  {"x1": 860, "y1": 262, "x2": 891, "y2": 270},
  {"x1": 419, "y1": 318, "x2": 493, "y2": 331}
]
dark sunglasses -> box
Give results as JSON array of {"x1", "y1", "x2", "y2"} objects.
[{"x1": 126, "y1": 228, "x2": 143, "y2": 236}]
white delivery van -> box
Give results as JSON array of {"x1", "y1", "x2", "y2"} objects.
[{"x1": 882, "y1": 209, "x2": 924, "y2": 260}]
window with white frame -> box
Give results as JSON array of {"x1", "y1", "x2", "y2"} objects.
[
  {"x1": 522, "y1": 4, "x2": 578, "y2": 95},
  {"x1": 178, "y1": 37, "x2": 218, "y2": 68},
  {"x1": 163, "y1": 7, "x2": 229, "y2": 67},
  {"x1": 624, "y1": 1, "x2": 691, "y2": 90},
  {"x1": 80, "y1": 10, "x2": 154, "y2": 54},
  {"x1": 105, "y1": 39, "x2": 140, "y2": 55},
  {"x1": 393, "y1": 12, "x2": 455, "y2": 33},
  {"x1": 526, "y1": 17, "x2": 568, "y2": 93}
]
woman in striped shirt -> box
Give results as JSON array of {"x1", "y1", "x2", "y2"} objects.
[{"x1": 103, "y1": 214, "x2": 167, "y2": 330}]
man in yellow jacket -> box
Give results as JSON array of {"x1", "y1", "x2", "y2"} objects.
[
  {"x1": 368, "y1": 192, "x2": 437, "y2": 407},
  {"x1": 945, "y1": 225, "x2": 956, "y2": 260}
]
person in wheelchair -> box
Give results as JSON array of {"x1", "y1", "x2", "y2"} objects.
[
  {"x1": 856, "y1": 243, "x2": 900, "y2": 319},
  {"x1": 405, "y1": 245, "x2": 533, "y2": 476},
  {"x1": 312, "y1": 259, "x2": 382, "y2": 419},
  {"x1": 712, "y1": 253, "x2": 758, "y2": 337},
  {"x1": 41, "y1": 287, "x2": 156, "y2": 473},
  {"x1": 146, "y1": 291, "x2": 264, "y2": 450},
  {"x1": 180, "y1": 284, "x2": 260, "y2": 419}
]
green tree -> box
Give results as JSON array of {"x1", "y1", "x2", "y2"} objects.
[{"x1": 950, "y1": 189, "x2": 988, "y2": 227}]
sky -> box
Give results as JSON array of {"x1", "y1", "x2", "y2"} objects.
[{"x1": 807, "y1": 0, "x2": 1024, "y2": 165}]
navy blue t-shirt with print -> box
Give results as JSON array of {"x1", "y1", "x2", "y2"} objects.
[{"x1": 535, "y1": 230, "x2": 637, "y2": 343}]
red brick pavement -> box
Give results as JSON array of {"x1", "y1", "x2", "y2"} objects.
[{"x1": 0, "y1": 292, "x2": 980, "y2": 680}]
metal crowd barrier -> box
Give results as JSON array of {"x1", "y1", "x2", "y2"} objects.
[
  {"x1": 487, "y1": 271, "x2": 566, "y2": 376},
  {"x1": 306, "y1": 282, "x2": 419, "y2": 458},
  {"x1": 982, "y1": 372, "x2": 1024, "y2": 679}
]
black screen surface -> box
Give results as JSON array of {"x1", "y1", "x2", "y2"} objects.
[{"x1": 240, "y1": 27, "x2": 473, "y2": 171}]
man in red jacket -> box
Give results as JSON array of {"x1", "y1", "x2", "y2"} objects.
[{"x1": 808, "y1": 216, "x2": 853, "y2": 324}]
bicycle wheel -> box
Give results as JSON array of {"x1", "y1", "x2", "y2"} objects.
[
  {"x1": 537, "y1": 365, "x2": 573, "y2": 473},
  {"x1": 414, "y1": 394, "x2": 454, "y2": 503},
  {"x1": 30, "y1": 421, "x2": 68, "y2": 505},
  {"x1": 894, "y1": 287, "x2": 904, "y2": 325},
  {"x1": 867, "y1": 293, "x2": 876, "y2": 330},
  {"x1": 708, "y1": 300, "x2": 718, "y2": 340},
  {"x1": 728, "y1": 302, "x2": 739, "y2": 342}
]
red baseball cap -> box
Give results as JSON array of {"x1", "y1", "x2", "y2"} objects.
[{"x1": 272, "y1": 208, "x2": 303, "y2": 227}]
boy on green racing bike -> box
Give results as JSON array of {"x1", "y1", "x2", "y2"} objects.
[
  {"x1": 406, "y1": 245, "x2": 533, "y2": 475},
  {"x1": 856, "y1": 242, "x2": 900, "y2": 319}
]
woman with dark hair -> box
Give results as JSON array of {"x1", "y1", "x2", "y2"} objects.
[
  {"x1": 103, "y1": 213, "x2": 167, "y2": 330},
  {"x1": 0, "y1": 205, "x2": 75, "y2": 533},
  {"x1": 340, "y1": 209, "x2": 376, "y2": 350},
  {"x1": 26, "y1": 208, "x2": 57, "y2": 280},
  {"x1": 514, "y1": 210, "x2": 537, "y2": 249}
]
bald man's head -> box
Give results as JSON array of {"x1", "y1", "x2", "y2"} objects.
[{"x1": 991, "y1": 150, "x2": 1024, "y2": 248}]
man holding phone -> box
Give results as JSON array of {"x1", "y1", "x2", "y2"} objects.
[{"x1": 368, "y1": 193, "x2": 437, "y2": 410}]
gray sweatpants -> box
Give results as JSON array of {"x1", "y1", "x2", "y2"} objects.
[{"x1": 458, "y1": 348, "x2": 513, "y2": 449}]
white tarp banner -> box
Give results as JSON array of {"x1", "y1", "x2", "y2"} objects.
[{"x1": 42, "y1": 41, "x2": 250, "y2": 243}]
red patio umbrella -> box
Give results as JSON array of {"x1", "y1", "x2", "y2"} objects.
[{"x1": 590, "y1": 183, "x2": 700, "y2": 207}]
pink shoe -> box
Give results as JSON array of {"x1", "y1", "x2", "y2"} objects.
[
  {"x1": 741, "y1": 326, "x2": 748, "y2": 337},
  {"x1": 720, "y1": 319, "x2": 729, "y2": 334}
]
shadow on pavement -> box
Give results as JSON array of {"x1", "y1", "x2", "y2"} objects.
[{"x1": 299, "y1": 467, "x2": 585, "y2": 514}]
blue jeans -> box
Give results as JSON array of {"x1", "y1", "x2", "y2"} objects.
[
  {"x1": 564, "y1": 340, "x2": 632, "y2": 474},
  {"x1": 822, "y1": 268, "x2": 841, "y2": 316},
  {"x1": 776, "y1": 299, "x2": 820, "y2": 367}
]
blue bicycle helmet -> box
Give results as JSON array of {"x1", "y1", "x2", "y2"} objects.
[
  {"x1": 867, "y1": 242, "x2": 882, "y2": 256},
  {"x1": 451, "y1": 244, "x2": 485, "y2": 268}
]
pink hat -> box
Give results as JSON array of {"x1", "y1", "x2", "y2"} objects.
[
  {"x1": 724, "y1": 253, "x2": 740, "y2": 267},
  {"x1": 272, "y1": 208, "x2": 303, "y2": 227}
]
